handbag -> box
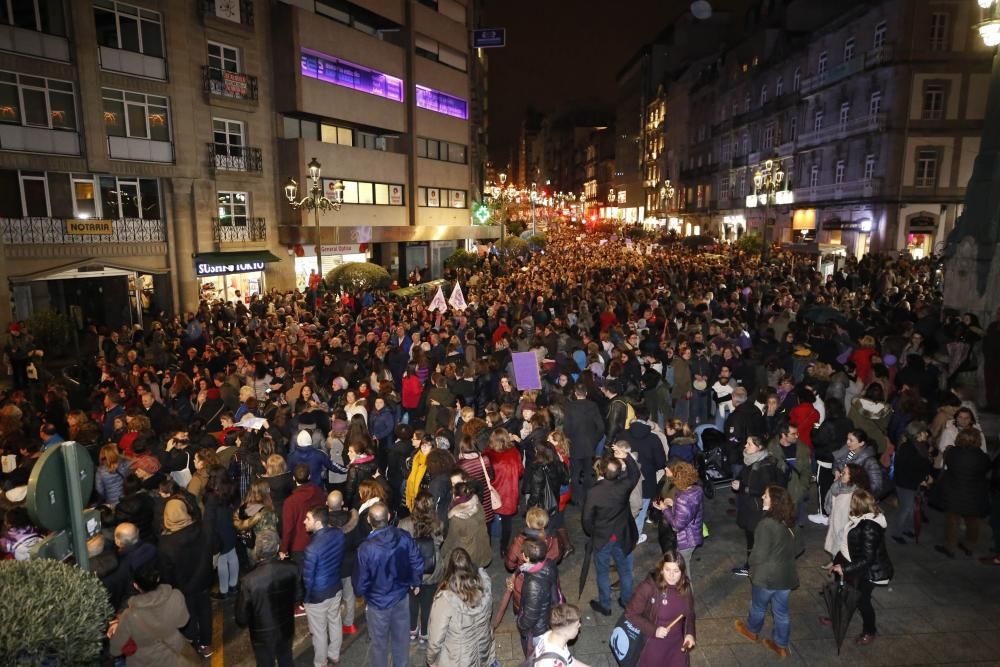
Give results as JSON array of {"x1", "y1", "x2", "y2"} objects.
[
  {"x1": 170, "y1": 451, "x2": 193, "y2": 488},
  {"x1": 541, "y1": 471, "x2": 558, "y2": 513},
  {"x1": 478, "y1": 455, "x2": 503, "y2": 511},
  {"x1": 609, "y1": 612, "x2": 648, "y2": 667}
]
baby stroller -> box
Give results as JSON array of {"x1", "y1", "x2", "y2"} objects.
[{"x1": 696, "y1": 424, "x2": 732, "y2": 495}]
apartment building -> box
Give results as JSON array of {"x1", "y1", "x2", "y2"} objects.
[
  {"x1": 272, "y1": 0, "x2": 488, "y2": 287},
  {"x1": 0, "y1": 0, "x2": 487, "y2": 334},
  {"x1": 664, "y1": 0, "x2": 991, "y2": 262}
]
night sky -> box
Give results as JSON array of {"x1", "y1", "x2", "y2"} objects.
[{"x1": 481, "y1": 0, "x2": 749, "y2": 168}]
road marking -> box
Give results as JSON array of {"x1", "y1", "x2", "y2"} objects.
[{"x1": 212, "y1": 600, "x2": 224, "y2": 667}]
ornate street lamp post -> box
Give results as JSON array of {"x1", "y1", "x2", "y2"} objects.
[
  {"x1": 284, "y1": 157, "x2": 344, "y2": 284},
  {"x1": 753, "y1": 159, "x2": 785, "y2": 262}
]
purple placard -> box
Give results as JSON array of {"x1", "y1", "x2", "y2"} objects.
[{"x1": 511, "y1": 352, "x2": 541, "y2": 391}]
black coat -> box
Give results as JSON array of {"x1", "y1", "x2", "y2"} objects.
[
  {"x1": 516, "y1": 559, "x2": 560, "y2": 638},
  {"x1": 563, "y1": 397, "x2": 604, "y2": 458},
  {"x1": 813, "y1": 416, "x2": 853, "y2": 462},
  {"x1": 725, "y1": 402, "x2": 766, "y2": 450},
  {"x1": 736, "y1": 455, "x2": 782, "y2": 532},
  {"x1": 842, "y1": 519, "x2": 894, "y2": 583},
  {"x1": 524, "y1": 461, "x2": 566, "y2": 513},
  {"x1": 158, "y1": 522, "x2": 213, "y2": 595},
  {"x1": 582, "y1": 455, "x2": 640, "y2": 552},
  {"x1": 344, "y1": 458, "x2": 378, "y2": 508},
  {"x1": 940, "y1": 447, "x2": 991, "y2": 517},
  {"x1": 234, "y1": 557, "x2": 301, "y2": 644},
  {"x1": 892, "y1": 442, "x2": 932, "y2": 491},
  {"x1": 623, "y1": 422, "x2": 666, "y2": 499}
]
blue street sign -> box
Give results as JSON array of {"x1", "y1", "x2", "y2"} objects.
[{"x1": 472, "y1": 28, "x2": 506, "y2": 48}]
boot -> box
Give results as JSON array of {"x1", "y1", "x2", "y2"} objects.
[{"x1": 556, "y1": 528, "x2": 575, "y2": 559}]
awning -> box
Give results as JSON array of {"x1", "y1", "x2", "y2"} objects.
[
  {"x1": 9, "y1": 258, "x2": 170, "y2": 282},
  {"x1": 193, "y1": 251, "x2": 281, "y2": 278}
]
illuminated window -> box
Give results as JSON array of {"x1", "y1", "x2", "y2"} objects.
[
  {"x1": 415, "y1": 85, "x2": 467, "y2": 119},
  {"x1": 300, "y1": 49, "x2": 404, "y2": 102},
  {"x1": 101, "y1": 88, "x2": 169, "y2": 141}
]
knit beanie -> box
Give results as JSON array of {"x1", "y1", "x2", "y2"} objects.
[
  {"x1": 297, "y1": 430, "x2": 313, "y2": 447},
  {"x1": 163, "y1": 498, "x2": 193, "y2": 532}
]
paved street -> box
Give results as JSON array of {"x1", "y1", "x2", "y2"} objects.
[{"x1": 218, "y1": 440, "x2": 1000, "y2": 666}]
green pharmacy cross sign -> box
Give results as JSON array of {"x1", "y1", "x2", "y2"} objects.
[{"x1": 473, "y1": 203, "x2": 491, "y2": 225}]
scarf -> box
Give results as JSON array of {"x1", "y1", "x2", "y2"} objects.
[
  {"x1": 405, "y1": 450, "x2": 428, "y2": 511},
  {"x1": 743, "y1": 448, "x2": 769, "y2": 467},
  {"x1": 450, "y1": 494, "x2": 473, "y2": 510}
]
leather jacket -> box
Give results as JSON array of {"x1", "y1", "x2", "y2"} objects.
[
  {"x1": 523, "y1": 462, "x2": 565, "y2": 512},
  {"x1": 516, "y1": 559, "x2": 560, "y2": 638},
  {"x1": 842, "y1": 518, "x2": 894, "y2": 583},
  {"x1": 235, "y1": 558, "x2": 301, "y2": 643}
]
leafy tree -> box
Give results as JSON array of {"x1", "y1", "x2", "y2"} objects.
[
  {"x1": 444, "y1": 248, "x2": 480, "y2": 271},
  {"x1": 526, "y1": 234, "x2": 547, "y2": 250},
  {"x1": 325, "y1": 262, "x2": 391, "y2": 292},
  {"x1": 733, "y1": 232, "x2": 764, "y2": 255},
  {"x1": 497, "y1": 236, "x2": 529, "y2": 258}
]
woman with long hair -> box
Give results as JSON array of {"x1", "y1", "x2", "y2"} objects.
[
  {"x1": 232, "y1": 478, "x2": 278, "y2": 569},
  {"x1": 733, "y1": 485, "x2": 802, "y2": 658},
  {"x1": 456, "y1": 435, "x2": 497, "y2": 530},
  {"x1": 624, "y1": 550, "x2": 696, "y2": 666},
  {"x1": 398, "y1": 491, "x2": 445, "y2": 643},
  {"x1": 483, "y1": 427, "x2": 524, "y2": 557},
  {"x1": 95, "y1": 443, "x2": 131, "y2": 507},
  {"x1": 262, "y1": 454, "x2": 293, "y2": 536},
  {"x1": 425, "y1": 547, "x2": 497, "y2": 667},
  {"x1": 653, "y1": 460, "x2": 705, "y2": 577},
  {"x1": 823, "y1": 462, "x2": 872, "y2": 560}
]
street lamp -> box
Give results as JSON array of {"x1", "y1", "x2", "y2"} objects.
[
  {"x1": 659, "y1": 180, "x2": 675, "y2": 215},
  {"x1": 753, "y1": 159, "x2": 785, "y2": 261},
  {"x1": 530, "y1": 182, "x2": 538, "y2": 236},
  {"x1": 978, "y1": 1, "x2": 1000, "y2": 45},
  {"x1": 284, "y1": 157, "x2": 344, "y2": 289}
]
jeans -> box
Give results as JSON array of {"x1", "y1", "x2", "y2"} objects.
[
  {"x1": 217, "y1": 548, "x2": 239, "y2": 594},
  {"x1": 635, "y1": 498, "x2": 652, "y2": 534},
  {"x1": 893, "y1": 487, "x2": 918, "y2": 538},
  {"x1": 341, "y1": 576, "x2": 355, "y2": 626},
  {"x1": 366, "y1": 596, "x2": 410, "y2": 667},
  {"x1": 594, "y1": 540, "x2": 634, "y2": 609},
  {"x1": 251, "y1": 637, "x2": 293, "y2": 667},
  {"x1": 570, "y1": 457, "x2": 595, "y2": 506},
  {"x1": 305, "y1": 591, "x2": 343, "y2": 666},
  {"x1": 409, "y1": 584, "x2": 436, "y2": 636},
  {"x1": 746, "y1": 585, "x2": 791, "y2": 648},
  {"x1": 673, "y1": 398, "x2": 691, "y2": 426}
]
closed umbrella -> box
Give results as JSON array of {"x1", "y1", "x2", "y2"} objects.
[
  {"x1": 577, "y1": 542, "x2": 593, "y2": 601},
  {"x1": 821, "y1": 575, "x2": 860, "y2": 654}
]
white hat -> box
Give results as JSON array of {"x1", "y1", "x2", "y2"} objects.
[{"x1": 296, "y1": 430, "x2": 312, "y2": 447}]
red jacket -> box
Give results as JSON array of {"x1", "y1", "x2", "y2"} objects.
[
  {"x1": 850, "y1": 347, "x2": 877, "y2": 385},
  {"x1": 401, "y1": 375, "x2": 423, "y2": 409},
  {"x1": 788, "y1": 402, "x2": 820, "y2": 449},
  {"x1": 484, "y1": 446, "x2": 523, "y2": 516},
  {"x1": 281, "y1": 484, "x2": 326, "y2": 554}
]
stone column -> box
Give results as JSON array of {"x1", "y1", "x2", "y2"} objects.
[{"x1": 167, "y1": 178, "x2": 199, "y2": 314}]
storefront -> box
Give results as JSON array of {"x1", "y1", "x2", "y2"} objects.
[
  {"x1": 293, "y1": 244, "x2": 369, "y2": 290},
  {"x1": 903, "y1": 215, "x2": 937, "y2": 259},
  {"x1": 821, "y1": 217, "x2": 873, "y2": 260},
  {"x1": 721, "y1": 215, "x2": 746, "y2": 242},
  {"x1": 791, "y1": 209, "x2": 818, "y2": 244},
  {"x1": 194, "y1": 251, "x2": 281, "y2": 303}
]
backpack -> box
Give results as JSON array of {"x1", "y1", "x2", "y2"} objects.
[
  {"x1": 620, "y1": 399, "x2": 637, "y2": 430},
  {"x1": 415, "y1": 535, "x2": 437, "y2": 576}
]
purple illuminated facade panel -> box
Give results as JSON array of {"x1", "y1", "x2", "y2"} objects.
[
  {"x1": 300, "y1": 49, "x2": 404, "y2": 102},
  {"x1": 415, "y1": 85, "x2": 468, "y2": 119}
]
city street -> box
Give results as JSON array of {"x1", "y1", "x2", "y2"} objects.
[{"x1": 217, "y1": 439, "x2": 1000, "y2": 666}]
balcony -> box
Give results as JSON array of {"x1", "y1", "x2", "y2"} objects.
[
  {"x1": 797, "y1": 113, "x2": 887, "y2": 148},
  {"x1": 794, "y1": 178, "x2": 882, "y2": 203},
  {"x1": 0, "y1": 24, "x2": 69, "y2": 61},
  {"x1": 209, "y1": 143, "x2": 263, "y2": 173},
  {"x1": 212, "y1": 217, "x2": 267, "y2": 243},
  {"x1": 98, "y1": 46, "x2": 166, "y2": 80},
  {"x1": 0, "y1": 217, "x2": 165, "y2": 244},
  {"x1": 202, "y1": 67, "x2": 258, "y2": 103},
  {"x1": 801, "y1": 46, "x2": 894, "y2": 96},
  {"x1": 0, "y1": 125, "x2": 79, "y2": 156},
  {"x1": 200, "y1": 0, "x2": 254, "y2": 27}
]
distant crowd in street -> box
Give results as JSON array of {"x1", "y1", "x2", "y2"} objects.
[{"x1": 2, "y1": 222, "x2": 999, "y2": 666}]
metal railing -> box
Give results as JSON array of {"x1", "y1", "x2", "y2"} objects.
[
  {"x1": 209, "y1": 143, "x2": 263, "y2": 172},
  {"x1": 212, "y1": 217, "x2": 267, "y2": 243},
  {"x1": 796, "y1": 113, "x2": 887, "y2": 148},
  {"x1": 793, "y1": 178, "x2": 882, "y2": 203},
  {"x1": 202, "y1": 66, "x2": 258, "y2": 102},
  {"x1": 801, "y1": 46, "x2": 894, "y2": 96},
  {"x1": 0, "y1": 217, "x2": 165, "y2": 244},
  {"x1": 199, "y1": 0, "x2": 254, "y2": 26}
]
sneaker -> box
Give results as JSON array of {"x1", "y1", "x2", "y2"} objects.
[
  {"x1": 589, "y1": 600, "x2": 612, "y2": 616},
  {"x1": 210, "y1": 591, "x2": 227, "y2": 601},
  {"x1": 342, "y1": 624, "x2": 358, "y2": 635},
  {"x1": 196, "y1": 645, "x2": 215, "y2": 658},
  {"x1": 855, "y1": 633, "x2": 876, "y2": 646},
  {"x1": 294, "y1": 604, "x2": 307, "y2": 618},
  {"x1": 808, "y1": 513, "x2": 829, "y2": 526},
  {"x1": 418, "y1": 635, "x2": 428, "y2": 645},
  {"x1": 731, "y1": 565, "x2": 750, "y2": 577},
  {"x1": 637, "y1": 534, "x2": 648, "y2": 545}
]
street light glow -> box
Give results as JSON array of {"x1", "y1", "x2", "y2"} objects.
[{"x1": 979, "y1": 20, "x2": 1000, "y2": 46}]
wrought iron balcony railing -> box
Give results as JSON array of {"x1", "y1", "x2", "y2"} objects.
[
  {"x1": 0, "y1": 217, "x2": 165, "y2": 244},
  {"x1": 209, "y1": 143, "x2": 263, "y2": 173},
  {"x1": 212, "y1": 217, "x2": 267, "y2": 243}
]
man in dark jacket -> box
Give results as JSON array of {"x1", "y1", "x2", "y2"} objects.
[
  {"x1": 515, "y1": 537, "x2": 560, "y2": 656},
  {"x1": 353, "y1": 503, "x2": 423, "y2": 667},
  {"x1": 157, "y1": 498, "x2": 214, "y2": 658},
  {"x1": 287, "y1": 430, "x2": 343, "y2": 487},
  {"x1": 106, "y1": 522, "x2": 157, "y2": 611},
  {"x1": 303, "y1": 507, "x2": 347, "y2": 666},
  {"x1": 140, "y1": 392, "x2": 170, "y2": 436},
  {"x1": 582, "y1": 443, "x2": 640, "y2": 616},
  {"x1": 725, "y1": 387, "x2": 765, "y2": 477},
  {"x1": 623, "y1": 406, "x2": 667, "y2": 541},
  {"x1": 235, "y1": 529, "x2": 300, "y2": 667},
  {"x1": 327, "y1": 490, "x2": 361, "y2": 634},
  {"x1": 563, "y1": 385, "x2": 605, "y2": 505},
  {"x1": 603, "y1": 379, "x2": 633, "y2": 446}
]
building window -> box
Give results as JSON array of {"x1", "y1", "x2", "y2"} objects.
[
  {"x1": 922, "y1": 82, "x2": 945, "y2": 120},
  {"x1": 818, "y1": 52, "x2": 828, "y2": 75},
  {"x1": 839, "y1": 102, "x2": 850, "y2": 129},
  {"x1": 929, "y1": 12, "x2": 949, "y2": 51},
  {"x1": 415, "y1": 85, "x2": 468, "y2": 119},
  {"x1": 793, "y1": 68, "x2": 801, "y2": 91},
  {"x1": 864, "y1": 154, "x2": 876, "y2": 181},
  {"x1": 98, "y1": 176, "x2": 160, "y2": 219},
  {"x1": 207, "y1": 41, "x2": 239, "y2": 73},
  {"x1": 414, "y1": 34, "x2": 468, "y2": 72},
  {"x1": 835, "y1": 160, "x2": 845, "y2": 184},
  {"x1": 813, "y1": 110, "x2": 824, "y2": 132},
  {"x1": 744, "y1": 92, "x2": 751, "y2": 112},
  {"x1": 300, "y1": 49, "x2": 404, "y2": 103},
  {"x1": 809, "y1": 165, "x2": 820, "y2": 188},
  {"x1": 417, "y1": 137, "x2": 467, "y2": 163},
  {"x1": 776, "y1": 76, "x2": 784, "y2": 97},
  {"x1": 760, "y1": 85, "x2": 768, "y2": 106},
  {"x1": 72, "y1": 174, "x2": 98, "y2": 218},
  {"x1": 93, "y1": 0, "x2": 164, "y2": 58},
  {"x1": 0, "y1": 0, "x2": 66, "y2": 35},
  {"x1": 873, "y1": 21, "x2": 887, "y2": 49},
  {"x1": 763, "y1": 124, "x2": 774, "y2": 149},
  {"x1": 844, "y1": 37, "x2": 855, "y2": 62},
  {"x1": 0, "y1": 71, "x2": 76, "y2": 130},
  {"x1": 212, "y1": 118, "x2": 244, "y2": 158},
  {"x1": 101, "y1": 88, "x2": 170, "y2": 141},
  {"x1": 19, "y1": 171, "x2": 49, "y2": 216},
  {"x1": 320, "y1": 123, "x2": 353, "y2": 146},
  {"x1": 869, "y1": 91, "x2": 881, "y2": 118},
  {"x1": 790, "y1": 116, "x2": 797, "y2": 140},
  {"x1": 915, "y1": 149, "x2": 938, "y2": 187},
  {"x1": 416, "y1": 186, "x2": 467, "y2": 208},
  {"x1": 335, "y1": 179, "x2": 403, "y2": 206},
  {"x1": 742, "y1": 133, "x2": 750, "y2": 155},
  {"x1": 217, "y1": 191, "x2": 249, "y2": 227}
]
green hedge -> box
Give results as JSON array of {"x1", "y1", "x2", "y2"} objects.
[{"x1": 325, "y1": 262, "x2": 391, "y2": 292}]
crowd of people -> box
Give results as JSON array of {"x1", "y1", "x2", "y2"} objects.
[{"x1": 1, "y1": 223, "x2": 999, "y2": 666}]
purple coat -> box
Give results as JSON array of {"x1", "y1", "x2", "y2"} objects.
[{"x1": 661, "y1": 485, "x2": 704, "y2": 552}]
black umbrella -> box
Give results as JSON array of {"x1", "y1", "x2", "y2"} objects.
[
  {"x1": 577, "y1": 542, "x2": 593, "y2": 601},
  {"x1": 821, "y1": 576, "x2": 860, "y2": 654},
  {"x1": 801, "y1": 304, "x2": 848, "y2": 326}
]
